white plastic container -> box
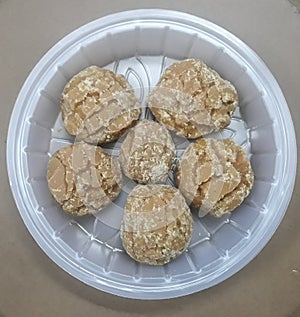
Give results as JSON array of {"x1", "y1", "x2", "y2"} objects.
[{"x1": 6, "y1": 10, "x2": 297, "y2": 299}]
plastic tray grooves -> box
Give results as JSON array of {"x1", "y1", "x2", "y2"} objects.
[
  {"x1": 160, "y1": 55, "x2": 167, "y2": 77},
  {"x1": 56, "y1": 65, "x2": 70, "y2": 81},
  {"x1": 183, "y1": 33, "x2": 199, "y2": 59},
  {"x1": 163, "y1": 264, "x2": 172, "y2": 282},
  {"x1": 185, "y1": 250, "x2": 202, "y2": 273},
  {"x1": 79, "y1": 46, "x2": 93, "y2": 65},
  {"x1": 239, "y1": 90, "x2": 264, "y2": 108},
  {"x1": 222, "y1": 126, "x2": 237, "y2": 138},
  {"x1": 76, "y1": 239, "x2": 92, "y2": 259},
  {"x1": 124, "y1": 67, "x2": 145, "y2": 102},
  {"x1": 29, "y1": 117, "x2": 52, "y2": 131},
  {"x1": 243, "y1": 198, "x2": 262, "y2": 211},
  {"x1": 228, "y1": 66, "x2": 248, "y2": 82},
  {"x1": 228, "y1": 220, "x2": 251, "y2": 239},
  {"x1": 133, "y1": 261, "x2": 142, "y2": 281},
  {"x1": 53, "y1": 220, "x2": 73, "y2": 238},
  {"x1": 27, "y1": 176, "x2": 46, "y2": 183},
  {"x1": 135, "y1": 56, "x2": 151, "y2": 90},
  {"x1": 208, "y1": 47, "x2": 226, "y2": 67},
  {"x1": 208, "y1": 238, "x2": 228, "y2": 259},
  {"x1": 158, "y1": 26, "x2": 170, "y2": 57},
  {"x1": 36, "y1": 202, "x2": 57, "y2": 213},
  {"x1": 103, "y1": 249, "x2": 115, "y2": 273},
  {"x1": 40, "y1": 89, "x2": 60, "y2": 105},
  {"x1": 106, "y1": 32, "x2": 118, "y2": 61}
]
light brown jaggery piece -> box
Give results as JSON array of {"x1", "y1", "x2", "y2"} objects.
[
  {"x1": 148, "y1": 59, "x2": 238, "y2": 138},
  {"x1": 119, "y1": 120, "x2": 175, "y2": 184},
  {"x1": 61, "y1": 66, "x2": 141, "y2": 144},
  {"x1": 47, "y1": 143, "x2": 122, "y2": 216},
  {"x1": 121, "y1": 185, "x2": 193, "y2": 265},
  {"x1": 175, "y1": 138, "x2": 254, "y2": 217},
  {"x1": 208, "y1": 139, "x2": 254, "y2": 217}
]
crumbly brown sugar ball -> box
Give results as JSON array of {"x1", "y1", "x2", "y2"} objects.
[
  {"x1": 121, "y1": 185, "x2": 193, "y2": 265},
  {"x1": 47, "y1": 143, "x2": 122, "y2": 216},
  {"x1": 61, "y1": 66, "x2": 141, "y2": 144},
  {"x1": 119, "y1": 120, "x2": 175, "y2": 184},
  {"x1": 175, "y1": 138, "x2": 254, "y2": 217},
  {"x1": 148, "y1": 59, "x2": 238, "y2": 138}
]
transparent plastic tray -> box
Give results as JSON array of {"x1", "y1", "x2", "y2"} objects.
[{"x1": 6, "y1": 10, "x2": 297, "y2": 299}]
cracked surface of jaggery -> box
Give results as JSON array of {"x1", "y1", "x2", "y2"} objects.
[
  {"x1": 61, "y1": 66, "x2": 141, "y2": 144},
  {"x1": 148, "y1": 59, "x2": 238, "y2": 138},
  {"x1": 175, "y1": 138, "x2": 254, "y2": 217},
  {"x1": 207, "y1": 139, "x2": 254, "y2": 217},
  {"x1": 119, "y1": 120, "x2": 175, "y2": 184},
  {"x1": 47, "y1": 143, "x2": 122, "y2": 216},
  {"x1": 121, "y1": 185, "x2": 193, "y2": 265}
]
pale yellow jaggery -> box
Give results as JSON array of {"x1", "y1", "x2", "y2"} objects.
[
  {"x1": 119, "y1": 120, "x2": 175, "y2": 184},
  {"x1": 121, "y1": 185, "x2": 193, "y2": 265},
  {"x1": 175, "y1": 138, "x2": 254, "y2": 217},
  {"x1": 47, "y1": 143, "x2": 122, "y2": 216},
  {"x1": 148, "y1": 59, "x2": 238, "y2": 138},
  {"x1": 61, "y1": 66, "x2": 141, "y2": 144}
]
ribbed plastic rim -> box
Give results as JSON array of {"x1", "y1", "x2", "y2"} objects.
[{"x1": 6, "y1": 9, "x2": 297, "y2": 299}]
